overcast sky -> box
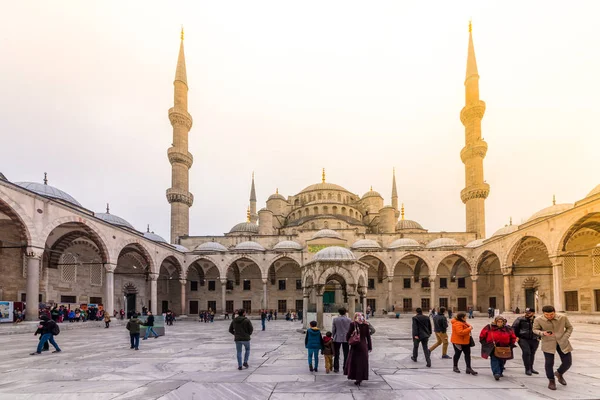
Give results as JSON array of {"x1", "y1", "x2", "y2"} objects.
[{"x1": 1, "y1": 1, "x2": 599, "y2": 240}]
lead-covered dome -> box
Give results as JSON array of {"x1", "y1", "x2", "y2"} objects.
[
  {"x1": 388, "y1": 238, "x2": 422, "y2": 249},
  {"x1": 300, "y1": 182, "x2": 350, "y2": 194},
  {"x1": 396, "y1": 219, "x2": 425, "y2": 231},
  {"x1": 426, "y1": 238, "x2": 461, "y2": 249},
  {"x1": 312, "y1": 229, "x2": 342, "y2": 240},
  {"x1": 144, "y1": 231, "x2": 167, "y2": 243},
  {"x1": 465, "y1": 239, "x2": 484, "y2": 248},
  {"x1": 16, "y1": 181, "x2": 82, "y2": 207},
  {"x1": 526, "y1": 203, "x2": 573, "y2": 223},
  {"x1": 268, "y1": 191, "x2": 286, "y2": 201},
  {"x1": 173, "y1": 244, "x2": 189, "y2": 252},
  {"x1": 351, "y1": 239, "x2": 381, "y2": 250},
  {"x1": 234, "y1": 241, "x2": 265, "y2": 252},
  {"x1": 361, "y1": 189, "x2": 382, "y2": 199},
  {"x1": 95, "y1": 212, "x2": 135, "y2": 230},
  {"x1": 273, "y1": 240, "x2": 303, "y2": 251},
  {"x1": 491, "y1": 224, "x2": 518, "y2": 237},
  {"x1": 195, "y1": 242, "x2": 228, "y2": 252},
  {"x1": 313, "y1": 246, "x2": 356, "y2": 261},
  {"x1": 229, "y1": 222, "x2": 259, "y2": 234}
]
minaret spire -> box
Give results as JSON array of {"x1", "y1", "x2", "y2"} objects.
[
  {"x1": 249, "y1": 172, "x2": 258, "y2": 223},
  {"x1": 460, "y1": 20, "x2": 489, "y2": 239},
  {"x1": 167, "y1": 28, "x2": 194, "y2": 243},
  {"x1": 391, "y1": 167, "x2": 398, "y2": 211}
]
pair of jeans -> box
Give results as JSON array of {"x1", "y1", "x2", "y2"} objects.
[
  {"x1": 307, "y1": 348, "x2": 319, "y2": 369},
  {"x1": 261, "y1": 319, "x2": 266, "y2": 331},
  {"x1": 144, "y1": 326, "x2": 158, "y2": 339},
  {"x1": 36, "y1": 333, "x2": 60, "y2": 353},
  {"x1": 518, "y1": 338, "x2": 539, "y2": 371},
  {"x1": 236, "y1": 341, "x2": 250, "y2": 367},
  {"x1": 429, "y1": 332, "x2": 449, "y2": 356},
  {"x1": 333, "y1": 342, "x2": 349, "y2": 372},
  {"x1": 130, "y1": 333, "x2": 140, "y2": 349},
  {"x1": 490, "y1": 354, "x2": 506, "y2": 376},
  {"x1": 452, "y1": 343, "x2": 472, "y2": 369},
  {"x1": 413, "y1": 337, "x2": 431, "y2": 364},
  {"x1": 544, "y1": 345, "x2": 572, "y2": 380}
]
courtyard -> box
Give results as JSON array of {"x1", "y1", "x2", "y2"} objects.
[{"x1": 0, "y1": 316, "x2": 599, "y2": 399}]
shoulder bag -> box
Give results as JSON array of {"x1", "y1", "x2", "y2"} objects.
[
  {"x1": 490, "y1": 325, "x2": 512, "y2": 359},
  {"x1": 348, "y1": 324, "x2": 361, "y2": 346}
]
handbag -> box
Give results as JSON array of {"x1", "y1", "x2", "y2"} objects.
[
  {"x1": 469, "y1": 335, "x2": 476, "y2": 347},
  {"x1": 348, "y1": 324, "x2": 361, "y2": 345},
  {"x1": 490, "y1": 324, "x2": 512, "y2": 359}
]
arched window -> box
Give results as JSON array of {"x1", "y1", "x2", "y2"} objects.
[
  {"x1": 323, "y1": 206, "x2": 329, "y2": 214},
  {"x1": 341, "y1": 207, "x2": 347, "y2": 216},
  {"x1": 332, "y1": 206, "x2": 338, "y2": 214},
  {"x1": 298, "y1": 211, "x2": 302, "y2": 218},
  {"x1": 313, "y1": 206, "x2": 319, "y2": 215},
  {"x1": 318, "y1": 193, "x2": 322, "y2": 200},
  {"x1": 328, "y1": 193, "x2": 332, "y2": 199},
  {"x1": 337, "y1": 222, "x2": 342, "y2": 228},
  {"x1": 305, "y1": 208, "x2": 310, "y2": 216},
  {"x1": 337, "y1": 193, "x2": 341, "y2": 201}
]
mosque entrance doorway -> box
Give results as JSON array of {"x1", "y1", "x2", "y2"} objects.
[
  {"x1": 525, "y1": 288, "x2": 535, "y2": 310},
  {"x1": 125, "y1": 294, "x2": 136, "y2": 317},
  {"x1": 323, "y1": 291, "x2": 335, "y2": 304}
]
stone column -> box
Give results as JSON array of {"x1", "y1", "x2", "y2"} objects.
[
  {"x1": 302, "y1": 289, "x2": 309, "y2": 329},
  {"x1": 347, "y1": 292, "x2": 356, "y2": 316},
  {"x1": 552, "y1": 259, "x2": 564, "y2": 312},
  {"x1": 179, "y1": 279, "x2": 187, "y2": 315},
  {"x1": 315, "y1": 284, "x2": 324, "y2": 329},
  {"x1": 104, "y1": 264, "x2": 116, "y2": 315},
  {"x1": 26, "y1": 248, "x2": 43, "y2": 321},
  {"x1": 362, "y1": 289, "x2": 368, "y2": 315},
  {"x1": 149, "y1": 273, "x2": 158, "y2": 315},
  {"x1": 502, "y1": 269, "x2": 511, "y2": 313},
  {"x1": 221, "y1": 279, "x2": 227, "y2": 314},
  {"x1": 429, "y1": 275, "x2": 436, "y2": 311},
  {"x1": 387, "y1": 278, "x2": 393, "y2": 311},
  {"x1": 471, "y1": 275, "x2": 478, "y2": 311},
  {"x1": 262, "y1": 280, "x2": 268, "y2": 309}
]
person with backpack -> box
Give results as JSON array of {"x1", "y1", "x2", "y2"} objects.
[
  {"x1": 30, "y1": 315, "x2": 61, "y2": 355},
  {"x1": 126, "y1": 313, "x2": 142, "y2": 350}
]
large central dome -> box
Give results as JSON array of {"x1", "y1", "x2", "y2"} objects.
[{"x1": 299, "y1": 182, "x2": 351, "y2": 194}]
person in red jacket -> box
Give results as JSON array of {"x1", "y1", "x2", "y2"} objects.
[{"x1": 479, "y1": 315, "x2": 517, "y2": 380}]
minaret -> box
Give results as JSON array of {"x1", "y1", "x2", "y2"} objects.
[
  {"x1": 391, "y1": 168, "x2": 398, "y2": 211},
  {"x1": 167, "y1": 27, "x2": 194, "y2": 243},
  {"x1": 460, "y1": 21, "x2": 489, "y2": 239},
  {"x1": 249, "y1": 172, "x2": 258, "y2": 224}
]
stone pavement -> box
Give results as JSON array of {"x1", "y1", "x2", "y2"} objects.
[{"x1": 0, "y1": 316, "x2": 599, "y2": 399}]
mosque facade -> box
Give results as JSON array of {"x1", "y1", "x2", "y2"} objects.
[{"x1": 1, "y1": 27, "x2": 599, "y2": 325}]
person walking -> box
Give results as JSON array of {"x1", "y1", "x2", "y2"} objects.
[
  {"x1": 468, "y1": 307, "x2": 474, "y2": 319},
  {"x1": 305, "y1": 321, "x2": 324, "y2": 372},
  {"x1": 332, "y1": 307, "x2": 352, "y2": 374},
  {"x1": 30, "y1": 315, "x2": 61, "y2": 355},
  {"x1": 512, "y1": 308, "x2": 540, "y2": 375},
  {"x1": 411, "y1": 308, "x2": 432, "y2": 367},
  {"x1": 104, "y1": 311, "x2": 111, "y2": 328},
  {"x1": 450, "y1": 312, "x2": 477, "y2": 375},
  {"x1": 533, "y1": 305, "x2": 573, "y2": 391},
  {"x1": 126, "y1": 313, "x2": 142, "y2": 350},
  {"x1": 479, "y1": 315, "x2": 517, "y2": 380},
  {"x1": 345, "y1": 312, "x2": 372, "y2": 387},
  {"x1": 260, "y1": 309, "x2": 267, "y2": 331},
  {"x1": 229, "y1": 308, "x2": 254, "y2": 370},
  {"x1": 323, "y1": 331, "x2": 335, "y2": 373},
  {"x1": 142, "y1": 311, "x2": 159, "y2": 340},
  {"x1": 429, "y1": 307, "x2": 451, "y2": 359}
]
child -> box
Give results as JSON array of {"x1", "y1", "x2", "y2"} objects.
[
  {"x1": 305, "y1": 321, "x2": 324, "y2": 372},
  {"x1": 323, "y1": 331, "x2": 335, "y2": 373}
]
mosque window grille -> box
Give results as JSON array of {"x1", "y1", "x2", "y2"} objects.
[
  {"x1": 562, "y1": 256, "x2": 577, "y2": 278},
  {"x1": 60, "y1": 253, "x2": 78, "y2": 283},
  {"x1": 90, "y1": 263, "x2": 103, "y2": 286},
  {"x1": 593, "y1": 248, "x2": 600, "y2": 276}
]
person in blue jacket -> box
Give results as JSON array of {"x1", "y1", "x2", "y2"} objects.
[{"x1": 305, "y1": 320, "x2": 324, "y2": 372}]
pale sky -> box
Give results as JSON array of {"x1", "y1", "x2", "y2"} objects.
[{"x1": 1, "y1": 1, "x2": 599, "y2": 239}]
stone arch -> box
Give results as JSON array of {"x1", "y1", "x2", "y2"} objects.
[
  {"x1": 556, "y1": 212, "x2": 600, "y2": 253},
  {"x1": 225, "y1": 255, "x2": 262, "y2": 278},
  {"x1": 508, "y1": 236, "x2": 551, "y2": 271},
  {"x1": 504, "y1": 233, "x2": 552, "y2": 268},
  {"x1": 475, "y1": 250, "x2": 501, "y2": 275},
  {"x1": 123, "y1": 282, "x2": 138, "y2": 294},
  {"x1": 317, "y1": 265, "x2": 356, "y2": 286},
  {"x1": 521, "y1": 277, "x2": 540, "y2": 289},
  {"x1": 0, "y1": 194, "x2": 33, "y2": 247},
  {"x1": 393, "y1": 253, "x2": 431, "y2": 278},
  {"x1": 116, "y1": 241, "x2": 154, "y2": 272},
  {"x1": 358, "y1": 254, "x2": 390, "y2": 282}
]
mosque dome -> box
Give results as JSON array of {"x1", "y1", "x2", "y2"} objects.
[
  {"x1": 268, "y1": 191, "x2": 286, "y2": 201},
  {"x1": 299, "y1": 182, "x2": 351, "y2": 194},
  {"x1": 361, "y1": 189, "x2": 383, "y2": 200},
  {"x1": 388, "y1": 238, "x2": 422, "y2": 249},
  {"x1": 95, "y1": 212, "x2": 135, "y2": 230},
  {"x1": 229, "y1": 222, "x2": 259, "y2": 234},
  {"x1": 312, "y1": 229, "x2": 342, "y2": 240},
  {"x1": 313, "y1": 246, "x2": 356, "y2": 261},
  {"x1": 426, "y1": 238, "x2": 461, "y2": 249},
  {"x1": 273, "y1": 240, "x2": 303, "y2": 251},
  {"x1": 351, "y1": 239, "x2": 381, "y2": 250},
  {"x1": 396, "y1": 219, "x2": 425, "y2": 231},
  {"x1": 144, "y1": 231, "x2": 168, "y2": 243},
  {"x1": 526, "y1": 203, "x2": 573, "y2": 223},
  {"x1": 234, "y1": 241, "x2": 266, "y2": 252},
  {"x1": 491, "y1": 224, "x2": 518, "y2": 237},
  {"x1": 16, "y1": 181, "x2": 82, "y2": 207},
  {"x1": 173, "y1": 244, "x2": 189, "y2": 252},
  {"x1": 465, "y1": 239, "x2": 485, "y2": 248},
  {"x1": 195, "y1": 242, "x2": 228, "y2": 252}
]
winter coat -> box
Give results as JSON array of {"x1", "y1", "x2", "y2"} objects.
[
  {"x1": 345, "y1": 322, "x2": 372, "y2": 381},
  {"x1": 433, "y1": 314, "x2": 448, "y2": 333},
  {"x1": 305, "y1": 327, "x2": 324, "y2": 350},
  {"x1": 533, "y1": 314, "x2": 573, "y2": 354},
  {"x1": 145, "y1": 315, "x2": 155, "y2": 327},
  {"x1": 104, "y1": 313, "x2": 111, "y2": 322},
  {"x1": 450, "y1": 318, "x2": 473, "y2": 345},
  {"x1": 511, "y1": 316, "x2": 539, "y2": 340},
  {"x1": 479, "y1": 324, "x2": 517, "y2": 359},
  {"x1": 323, "y1": 337, "x2": 335, "y2": 355},
  {"x1": 331, "y1": 315, "x2": 352, "y2": 343},
  {"x1": 412, "y1": 314, "x2": 432, "y2": 339},
  {"x1": 229, "y1": 316, "x2": 254, "y2": 341},
  {"x1": 126, "y1": 317, "x2": 141, "y2": 334}
]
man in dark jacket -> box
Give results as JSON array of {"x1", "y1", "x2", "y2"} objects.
[
  {"x1": 260, "y1": 310, "x2": 267, "y2": 331},
  {"x1": 229, "y1": 309, "x2": 254, "y2": 370},
  {"x1": 411, "y1": 308, "x2": 432, "y2": 367},
  {"x1": 126, "y1": 313, "x2": 142, "y2": 350},
  {"x1": 30, "y1": 315, "x2": 61, "y2": 355},
  {"x1": 331, "y1": 307, "x2": 352, "y2": 374},
  {"x1": 512, "y1": 307, "x2": 540, "y2": 375},
  {"x1": 143, "y1": 311, "x2": 159, "y2": 340},
  {"x1": 429, "y1": 307, "x2": 451, "y2": 359}
]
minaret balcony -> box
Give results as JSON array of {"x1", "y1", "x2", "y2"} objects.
[
  {"x1": 460, "y1": 100, "x2": 486, "y2": 125},
  {"x1": 460, "y1": 141, "x2": 488, "y2": 163},
  {"x1": 460, "y1": 183, "x2": 490, "y2": 204},
  {"x1": 168, "y1": 107, "x2": 193, "y2": 130},
  {"x1": 166, "y1": 188, "x2": 194, "y2": 207},
  {"x1": 167, "y1": 147, "x2": 194, "y2": 169}
]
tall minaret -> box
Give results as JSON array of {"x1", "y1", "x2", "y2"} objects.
[
  {"x1": 391, "y1": 168, "x2": 398, "y2": 210},
  {"x1": 167, "y1": 27, "x2": 194, "y2": 243},
  {"x1": 249, "y1": 172, "x2": 258, "y2": 223},
  {"x1": 460, "y1": 21, "x2": 489, "y2": 239}
]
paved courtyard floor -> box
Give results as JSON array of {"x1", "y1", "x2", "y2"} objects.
[{"x1": 0, "y1": 316, "x2": 599, "y2": 399}]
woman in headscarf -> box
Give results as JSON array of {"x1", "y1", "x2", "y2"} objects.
[
  {"x1": 479, "y1": 315, "x2": 517, "y2": 380},
  {"x1": 344, "y1": 312, "x2": 372, "y2": 386}
]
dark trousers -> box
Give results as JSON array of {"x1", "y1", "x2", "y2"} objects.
[
  {"x1": 261, "y1": 319, "x2": 266, "y2": 331},
  {"x1": 453, "y1": 343, "x2": 472, "y2": 369},
  {"x1": 413, "y1": 337, "x2": 431, "y2": 364},
  {"x1": 130, "y1": 333, "x2": 140, "y2": 349},
  {"x1": 333, "y1": 341, "x2": 349, "y2": 372},
  {"x1": 544, "y1": 345, "x2": 572, "y2": 380},
  {"x1": 518, "y1": 338, "x2": 539, "y2": 371}
]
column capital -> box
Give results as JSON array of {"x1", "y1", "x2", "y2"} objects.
[
  {"x1": 103, "y1": 263, "x2": 117, "y2": 273},
  {"x1": 470, "y1": 274, "x2": 479, "y2": 282},
  {"x1": 501, "y1": 266, "x2": 513, "y2": 276},
  {"x1": 262, "y1": 278, "x2": 268, "y2": 285},
  {"x1": 429, "y1": 274, "x2": 437, "y2": 281},
  {"x1": 26, "y1": 247, "x2": 44, "y2": 259},
  {"x1": 179, "y1": 279, "x2": 187, "y2": 286},
  {"x1": 220, "y1": 278, "x2": 228, "y2": 285},
  {"x1": 387, "y1": 276, "x2": 394, "y2": 283},
  {"x1": 148, "y1": 273, "x2": 159, "y2": 281},
  {"x1": 314, "y1": 284, "x2": 325, "y2": 296}
]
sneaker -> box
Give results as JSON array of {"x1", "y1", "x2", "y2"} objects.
[
  {"x1": 243, "y1": 362, "x2": 249, "y2": 369},
  {"x1": 442, "y1": 355, "x2": 452, "y2": 359},
  {"x1": 238, "y1": 366, "x2": 243, "y2": 370}
]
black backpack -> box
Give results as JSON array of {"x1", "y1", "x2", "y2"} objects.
[{"x1": 50, "y1": 321, "x2": 60, "y2": 336}]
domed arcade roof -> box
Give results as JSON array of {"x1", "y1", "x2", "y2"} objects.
[
  {"x1": 229, "y1": 222, "x2": 259, "y2": 234},
  {"x1": 526, "y1": 203, "x2": 573, "y2": 223},
  {"x1": 173, "y1": 244, "x2": 189, "y2": 252},
  {"x1": 396, "y1": 219, "x2": 425, "y2": 231},
  {"x1": 144, "y1": 231, "x2": 168, "y2": 244},
  {"x1": 388, "y1": 238, "x2": 422, "y2": 249},
  {"x1": 234, "y1": 241, "x2": 266, "y2": 251},
  {"x1": 195, "y1": 242, "x2": 228, "y2": 252},
  {"x1": 313, "y1": 246, "x2": 356, "y2": 261},
  {"x1": 351, "y1": 239, "x2": 381, "y2": 250},
  {"x1": 426, "y1": 238, "x2": 461, "y2": 249},
  {"x1": 491, "y1": 224, "x2": 518, "y2": 237},
  {"x1": 273, "y1": 240, "x2": 303, "y2": 251},
  {"x1": 312, "y1": 229, "x2": 343, "y2": 240},
  {"x1": 16, "y1": 181, "x2": 82, "y2": 207},
  {"x1": 95, "y1": 212, "x2": 135, "y2": 230},
  {"x1": 465, "y1": 239, "x2": 485, "y2": 248}
]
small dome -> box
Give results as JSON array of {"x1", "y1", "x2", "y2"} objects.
[
  {"x1": 173, "y1": 244, "x2": 189, "y2": 252},
  {"x1": 144, "y1": 231, "x2": 167, "y2": 243},
  {"x1": 313, "y1": 246, "x2": 356, "y2": 261},
  {"x1": 95, "y1": 212, "x2": 135, "y2": 230},
  {"x1": 16, "y1": 181, "x2": 82, "y2": 207},
  {"x1": 388, "y1": 238, "x2": 422, "y2": 249},
  {"x1": 465, "y1": 239, "x2": 485, "y2": 248},
  {"x1": 351, "y1": 239, "x2": 381, "y2": 250},
  {"x1": 195, "y1": 242, "x2": 228, "y2": 252},
  {"x1": 526, "y1": 203, "x2": 573, "y2": 223},
  {"x1": 229, "y1": 222, "x2": 259, "y2": 234},
  {"x1": 396, "y1": 219, "x2": 425, "y2": 231},
  {"x1": 268, "y1": 192, "x2": 286, "y2": 201},
  {"x1": 234, "y1": 241, "x2": 265, "y2": 252},
  {"x1": 585, "y1": 184, "x2": 600, "y2": 198},
  {"x1": 312, "y1": 229, "x2": 342, "y2": 240},
  {"x1": 273, "y1": 240, "x2": 303, "y2": 251},
  {"x1": 361, "y1": 189, "x2": 382, "y2": 199},
  {"x1": 491, "y1": 224, "x2": 518, "y2": 237},
  {"x1": 426, "y1": 238, "x2": 461, "y2": 249}
]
